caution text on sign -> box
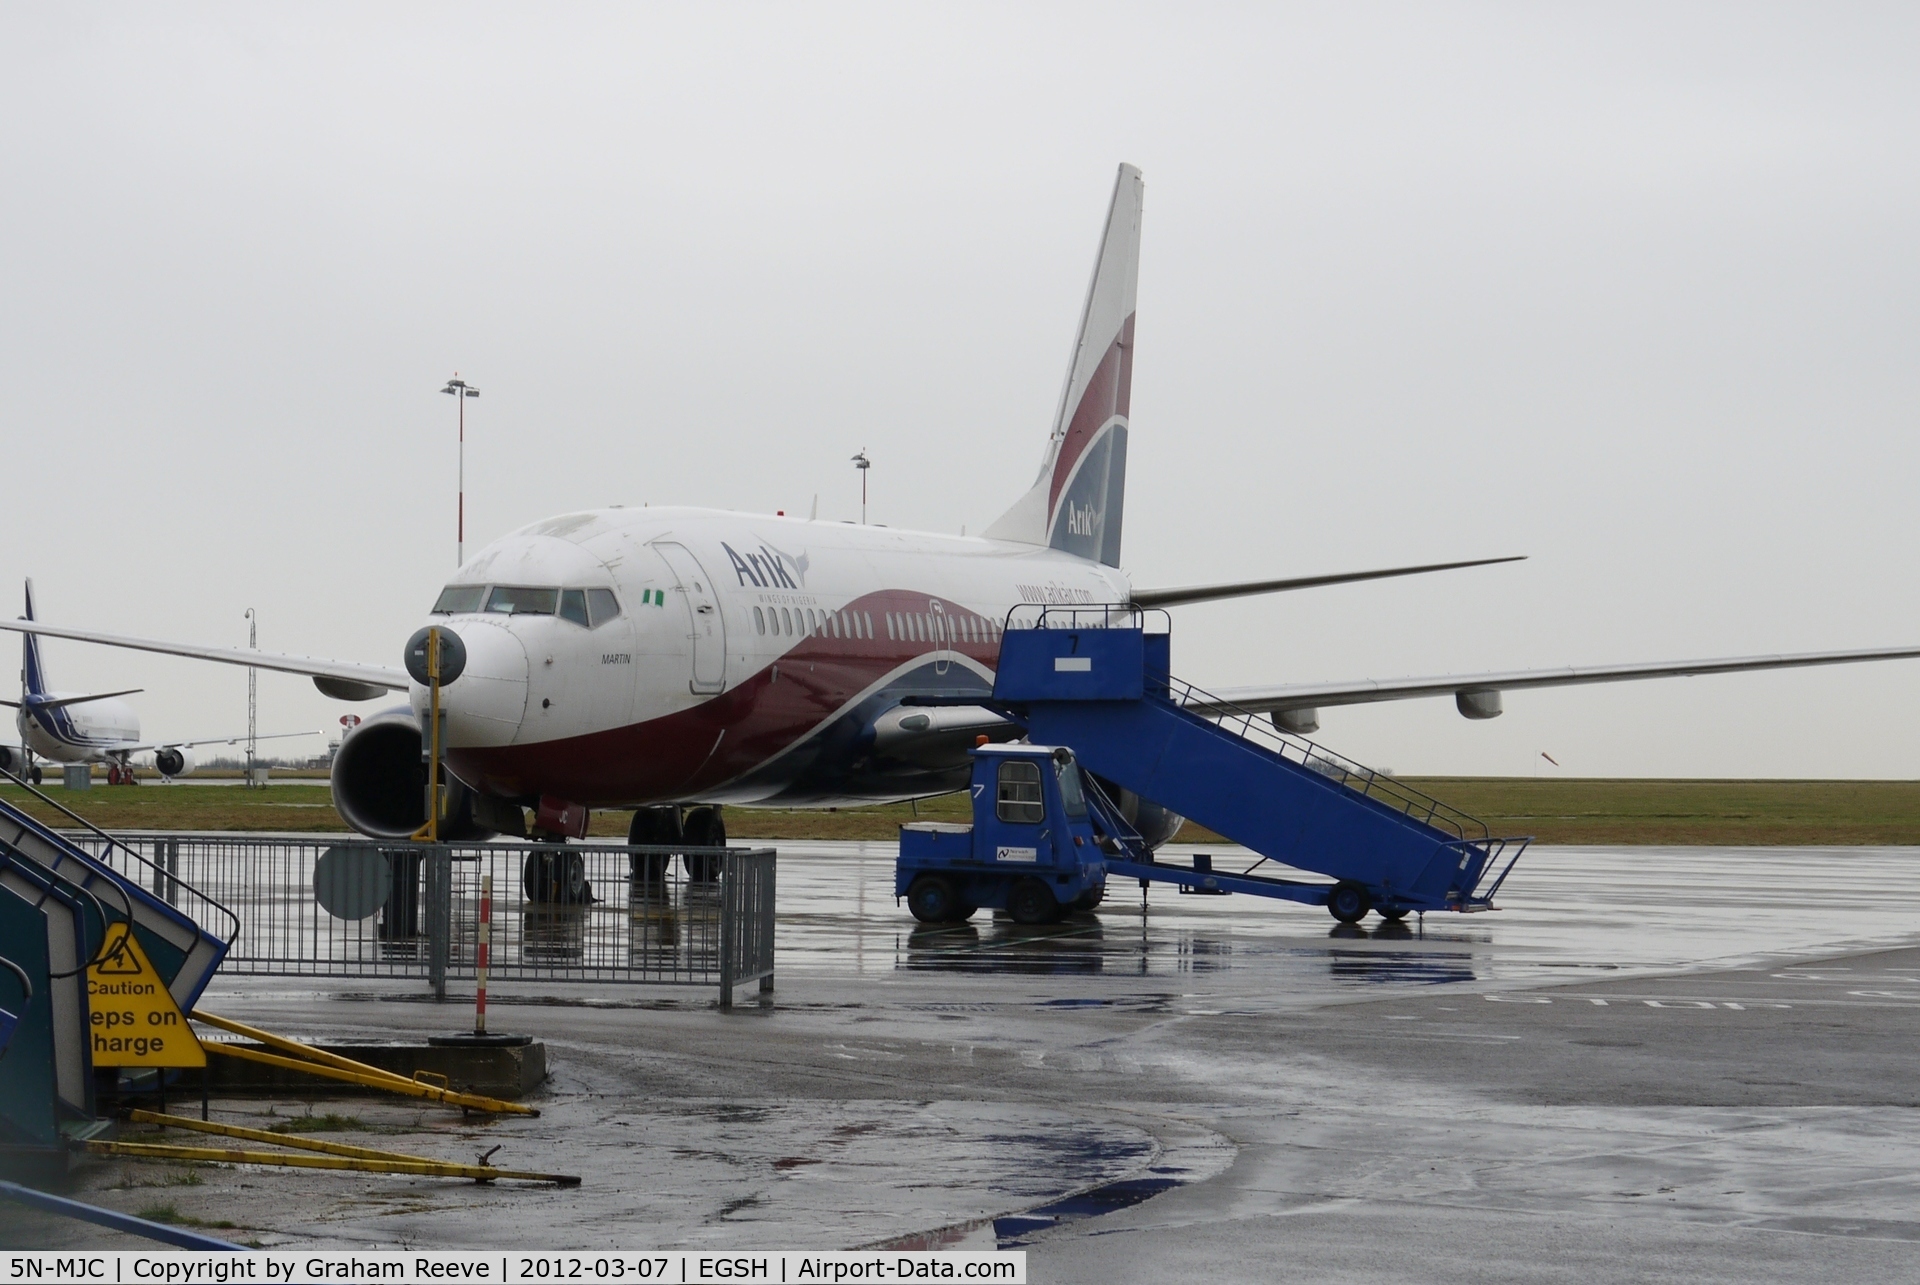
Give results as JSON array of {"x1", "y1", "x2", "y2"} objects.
[{"x1": 85, "y1": 923, "x2": 204, "y2": 1068}]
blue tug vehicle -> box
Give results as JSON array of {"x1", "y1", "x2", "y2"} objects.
[{"x1": 897, "y1": 744, "x2": 1115, "y2": 925}]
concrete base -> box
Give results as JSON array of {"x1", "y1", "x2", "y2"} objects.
[{"x1": 203, "y1": 1041, "x2": 546, "y2": 1099}]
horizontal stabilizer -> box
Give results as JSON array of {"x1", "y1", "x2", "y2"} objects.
[
  {"x1": 22, "y1": 688, "x2": 144, "y2": 711},
  {"x1": 1132, "y1": 556, "x2": 1524, "y2": 609}
]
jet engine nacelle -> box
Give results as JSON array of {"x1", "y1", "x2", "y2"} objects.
[
  {"x1": 1093, "y1": 776, "x2": 1186, "y2": 850},
  {"x1": 0, "y1": 745, "x2": 19, "y2": 774},
  {"x1": 329, "y1": 706, "x2": 521, "y2": 841},
  {"x1": 153, "y1": 747, "x2": 197, "y2": 778}
]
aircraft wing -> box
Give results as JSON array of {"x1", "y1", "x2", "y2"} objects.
[
  {"x1": 1190, "y1": 644, "x2": 1920, "y2": 717},
  {"x1": 124, "y1": 730, "x2": 320, "y2": 755},
  {"x1": 0, "y1": 619, "x2": 407, "y2": 698},
  {"x1": 1131, "y1": 555, "x2": 1524, "y2": 609}
]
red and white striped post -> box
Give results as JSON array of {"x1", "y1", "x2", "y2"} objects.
[{"x1": 474, "y1": 873, "x2": 492, "y2": 1035}]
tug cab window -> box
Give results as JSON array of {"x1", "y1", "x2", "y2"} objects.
[
  {"x1": 485, "y1": 586, "x2": 558, "y2": 615},
  {"x1": 1055, "y1": 756, "x2": 1088, "y2": 819},
  {"x1": 996, "y1": 759, "x2": 1045, "y2": 824},
  {"x1": 431, "y1": 585, "x2": 486, "y2": 614}
]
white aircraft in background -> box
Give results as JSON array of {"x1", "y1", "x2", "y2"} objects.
[
  {"x1": 0, "y1": 581, "x2": 313, "y2": 785},
  {"x1": 3, "y1": 163, "x2": 1918, "y2": 850}
]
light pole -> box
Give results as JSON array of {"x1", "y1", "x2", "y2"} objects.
[
  {"x1": 851, "y1": 450, "x2": 870, "y2": 524},
  {"x1": 243, "y1": 608, "x2": 257, "y2": 788},
  {"x1": 441, "y1": 375, "x2": 480, "y2": 566}
]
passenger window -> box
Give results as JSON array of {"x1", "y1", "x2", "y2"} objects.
[
  {"x1": 807, "y1": 609, "x2": 817, "y2": 635},
  {"x1": 587, "y1": 588, "x2": 621, "y2": 627},
  {"x1": 754, "y1": 606, "x2": 765, "y2": 635},
  {"x1": 996, "y1": 760, "x2": 1045, "y2": 824},
  {"x1": 485, "y1": 586, "x2": 558, "y2": 615},
  {"x1": 781, "y1": 607, "x2": 792, "y2": 635},
  {"x1": 886, "y1": 613, "x2": 896, "y2": 640},
  {"x1": 558, "y1": 589, "x2": 589, "y2": 627},
  {"x1": 432, "y1": 585, "x2": 486, "y2": 614},
  {"x1": 864, "y1": 612, "x2": 873, "y2": 638}
]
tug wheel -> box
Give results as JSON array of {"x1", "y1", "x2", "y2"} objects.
[
  {"x1": 1007, "y1": 878, "x2": 1062, "y2": 926},
  {"x1": 1327, "y1": 881, "x2": 1373, "y2": 924},
  {"x1": 907, "y1": 875, "x2": 971, "y2": 924}
]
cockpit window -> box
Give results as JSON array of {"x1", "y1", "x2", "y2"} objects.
[
  {"x1": 431, "y1": 585, "x2": 487, "y2": 615},
  {"x1": 559, "y1": 589, "x2": 589, "y2": 627},
  {"x1": 485, "y1": 586, "x2": 558, "y2": 615},
  {"x1": 587, "y1": 588, "x2": 621, "y2": 627}
]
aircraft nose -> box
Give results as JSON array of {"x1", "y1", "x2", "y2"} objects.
[{"x1": 408, "y1": 621, "x2": 528, "y2": 747}]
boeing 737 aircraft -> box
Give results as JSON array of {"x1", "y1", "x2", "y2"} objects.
[
  {"x1": 4, "y1": 164, "x2": 1918, "y2": 851},
  {"x1": 0, "y1": 581, "x2": 312, "y2": 784}
]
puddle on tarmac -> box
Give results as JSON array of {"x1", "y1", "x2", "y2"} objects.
[{"x1": 994, "y1": 1175, "x2": 1186, "y2": 1246}]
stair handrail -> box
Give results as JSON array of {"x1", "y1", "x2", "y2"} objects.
[
  {"x1": 1160, "y1": 676, "x2": 1492, "y2": 843},
  {"x1": 1002, "y1": 603, "x2": 1173, "y2": 635},
  {"x1": 0, "y1": 766, "x2": 240, "y2": 951}
]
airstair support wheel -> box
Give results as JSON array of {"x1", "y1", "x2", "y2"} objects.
[{"x1": 1327, "y1": 882, "x2": 1372, "y2": 924}]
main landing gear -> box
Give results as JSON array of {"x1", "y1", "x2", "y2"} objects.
[{"x1": 626, "y1": 804, "x2": 727, "y2": 885}]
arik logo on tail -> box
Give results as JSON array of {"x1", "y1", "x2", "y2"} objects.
[
  {"x1": 722, "y1": 542, "x2": 809, "y2": 590},
  {"x1": 1066, "y1": 501, "x2": 1097, "y2": 538}
]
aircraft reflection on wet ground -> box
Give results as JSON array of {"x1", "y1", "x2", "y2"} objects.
[{"x1": 774, "y1": 840, "x2": 1920, "y2": 998}]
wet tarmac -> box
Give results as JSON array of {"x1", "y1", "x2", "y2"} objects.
[{"x1": 14, "y1": 841, "x2": 1920, "y2": 1280}]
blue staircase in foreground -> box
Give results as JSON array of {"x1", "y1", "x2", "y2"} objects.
[
  {"x1": 0, "y1": 774, "x2": 236, "y2": 1162},
  {"x1": 0, "y1": 784, "x2": 233, "y2": 1011},
  {"x1": 990, "y1": 620, "x2": 1526, "y2": 917}
]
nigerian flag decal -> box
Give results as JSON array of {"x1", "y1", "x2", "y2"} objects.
[{"x1": 640, "y1": 588, "x2": 667, "y2": 606}]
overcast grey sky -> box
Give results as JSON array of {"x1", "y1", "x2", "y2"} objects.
[{"x1": 3, "y1": 4, "x2": 1917, "y2": 778}]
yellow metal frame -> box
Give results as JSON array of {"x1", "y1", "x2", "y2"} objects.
[
  {"x1": 87, "y1": 1137, "x2": 578, "y2": 1185},
  {"x1": 191, "y1": 1010, "x2": 537, "y2": 1117},
  {"x1": 411, "y1": 625, "x2": 444, "y2": 843}
]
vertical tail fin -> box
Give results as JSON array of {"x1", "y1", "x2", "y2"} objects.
[
  {"x1": 984, "y1": 163, "x2": 1143, "y2": 567},
  {"x1": 20, "y1": 579, "x2": 46, "y2": 698}
]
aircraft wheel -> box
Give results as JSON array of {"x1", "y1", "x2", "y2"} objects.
[
  {"x1": 907, "y1": 875, "x2": 970, "y2": 923},
  {"x1": 628, "y1": 806, "x2": 680, "y2": 887},
  {"x1": 30, "y1": 767, "x2": 42, "y2": 785},
  {"x1": 682, "y1": 807, "x2": 725, "y2": 882},
  {"x1": 524, "y1": 849, "x2": 591, "y2": 904},
  {"x1": 1377, "y1": 907, "x2": 1410, "y2": 922},
  {"x1": 1007, "y1": 878, "x2": 1061, "y2": 926},
  {"x1": 1327, "y1": 881, "x2": 1372, "y2": 924}
]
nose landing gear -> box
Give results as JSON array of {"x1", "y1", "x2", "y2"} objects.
[{"x1": 522, "y1": 848, "x2": 591, "y2": 904}]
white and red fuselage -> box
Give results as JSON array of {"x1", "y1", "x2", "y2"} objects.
[{"x1": 412, "y1": 508, "x2": 1128, "y2": 811}]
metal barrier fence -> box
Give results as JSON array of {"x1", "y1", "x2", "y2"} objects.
[{"x1": 68, "y1": 835, "x2": 777, "y2": 1007}]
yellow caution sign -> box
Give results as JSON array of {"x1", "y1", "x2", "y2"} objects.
[{"x1": 85, "y1": 923, "x2": 205, "y2": 1068}]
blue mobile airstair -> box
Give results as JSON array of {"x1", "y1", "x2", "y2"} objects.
[{"x1": 984, "y1": 613, "x2": 1527, "y2": 922}]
